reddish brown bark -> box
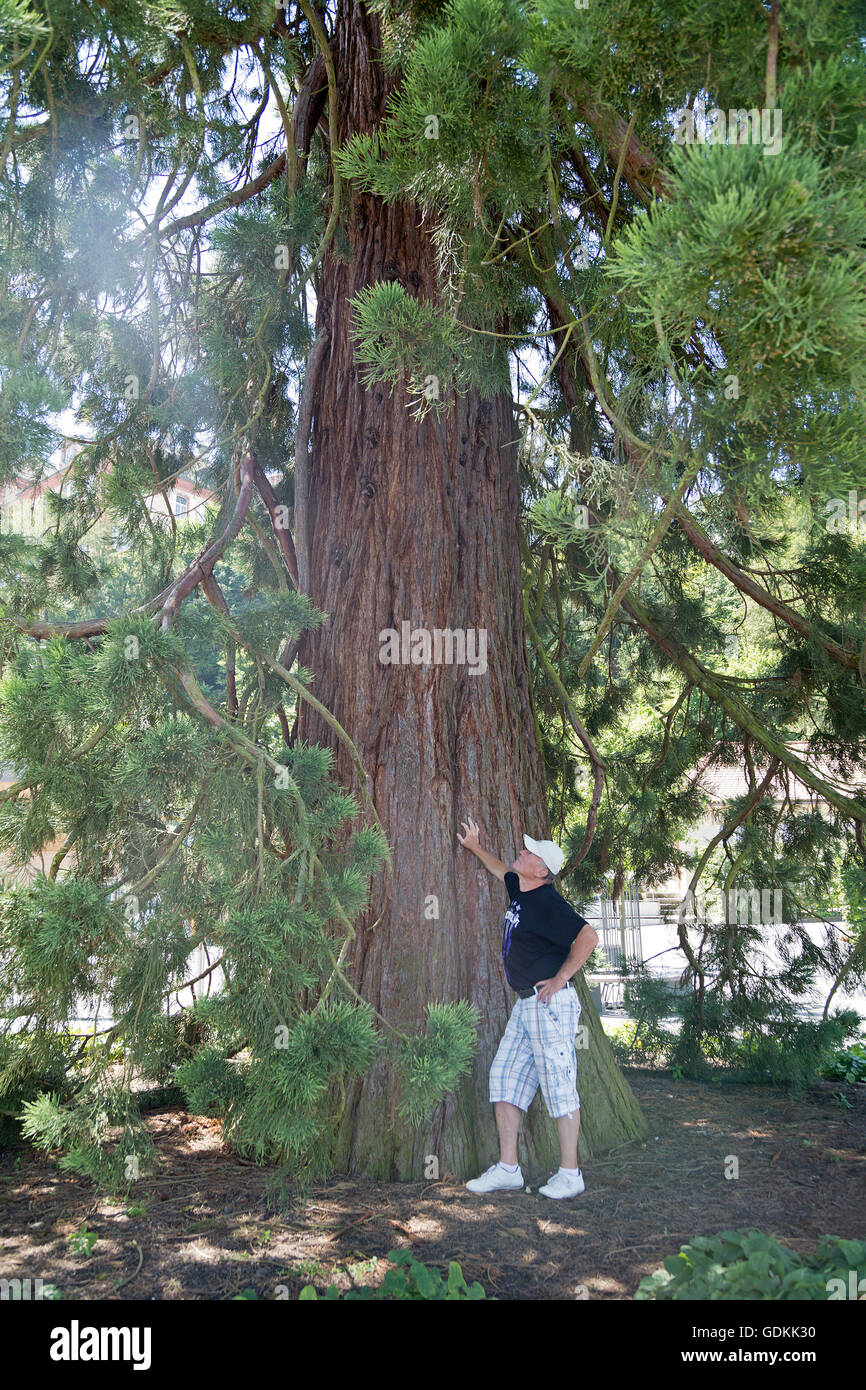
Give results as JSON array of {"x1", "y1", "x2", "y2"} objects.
[{"x1": 297, "y1": 0, "x2": 646, "y2": 1179}]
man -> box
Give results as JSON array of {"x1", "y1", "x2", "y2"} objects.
[{"x1": 457, "y1": 814, "x2": 599, "y2": 1199}]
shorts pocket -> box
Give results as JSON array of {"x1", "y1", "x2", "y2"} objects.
[
  {"x1": 549, "y1": 1041, "x2": 576, "y2": 1079},
  {"x1": 548, "y1": 990, "x2": 578, "y2": 1042}
]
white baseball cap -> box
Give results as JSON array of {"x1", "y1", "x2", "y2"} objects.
[{"x1": 523, "y1": 835, "x2": 565, "y2": 877}]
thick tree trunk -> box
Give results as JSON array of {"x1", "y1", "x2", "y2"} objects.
[{"x1": 296, "y1": 0, "x2": 647, "y2": 1180}]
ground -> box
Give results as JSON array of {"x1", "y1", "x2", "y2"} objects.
[{"x1": 1, "y1": 1068, "x2": 864, "y2": 1301}]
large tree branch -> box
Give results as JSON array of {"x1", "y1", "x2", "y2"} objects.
[
  {"x1": 6, "y1": 451, "x2": 285, "y2": 648},
  {"x1": 291, "y1": 52, "x2": 328, "y2": 180},
  {"x1": 157, "y1": 153, "x2": 287, "y2": 240},
  {"x1": 295, "y1": 0, "x2": 341, "y2": 289},
  {"x1": 564, "y1": 83, "x2": 671, "y2": 201},
  {"x1": 6, "y1": 570, "x2": 184, "y2": 641}
]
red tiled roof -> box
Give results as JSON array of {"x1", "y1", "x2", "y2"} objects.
[
  {"x1": 701, "y1": 746, "x2": 865, "y2": 802},
  {"x1": 3, "y1": 458, "x2": 215, "y2": 504}
]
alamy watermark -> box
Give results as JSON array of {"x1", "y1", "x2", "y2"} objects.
[
  {"x1": 378, "y1": 622, "x2": 487, "y2": 676},
  {"x1": 50, "y1": 1322, "x2": 151, "y2": 1370},
  {"x1": 824, "y1": 490, "x2": 866, "y2": 533},
  {"x1": 1, "y1": 1276, "x2": 58, "y2": 1300},
  {"x1": 678, "y1": 886, "x2": 783, "y2": 927},
  {"x1": 672, "y1": 103, "x2": 782, "y2": 157},
  {"x1": 826, "y1": 1271, "x2": 866, "y2": 1299}
]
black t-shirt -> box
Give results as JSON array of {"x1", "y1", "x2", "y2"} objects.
[{"x1": 501, "y1": 870, "x2": 588, "y2": 991}]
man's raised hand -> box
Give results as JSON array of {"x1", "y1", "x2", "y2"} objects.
[
  {"x1": 457, "y1": 816, "x2": 508, "y2": 880},
  {"x1": 457, "y1": 814, "x2": 481, "y2": 850}
]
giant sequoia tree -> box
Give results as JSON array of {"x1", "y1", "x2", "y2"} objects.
[{"x1": 1, "y1": 0, "x2": 865, "y2": 1186}]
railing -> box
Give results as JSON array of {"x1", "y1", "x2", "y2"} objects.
[{"x1": 585, "y1": 874, "x2": 643, "y2": 970}]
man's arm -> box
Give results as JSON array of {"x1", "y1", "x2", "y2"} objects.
[
  {"x1": 556, "y1": 926, "x2": 599, "y2": 984},
  {"x1": 535, "y1": 923, "x2": 599, "y2": 1003},
  {"x1": 456, "y1": 814, "x2": 509, "y2": 881}
]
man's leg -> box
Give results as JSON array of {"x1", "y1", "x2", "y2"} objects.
[
  {"x1": 466, "y1": 1003, "x2": 538, "y2": 1192},
  {"x1": 556, "y1": 1107, "x2": 580, "y2": 1170},
  {"x1": 525, "y1": 987, "x2": 583, "y2": 1179},
  {"x1": 494, "y1": 1100, "x2": 523, "y2": 1165}
]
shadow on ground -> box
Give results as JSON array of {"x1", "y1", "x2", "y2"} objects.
[{"x1": 1, "y1": 1070, "x2": 864, "y2": 1300}]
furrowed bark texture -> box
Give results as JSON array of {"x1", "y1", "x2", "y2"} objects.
[{"x1": 296, "y1": 0, "x2": 647, "y2": 1179}]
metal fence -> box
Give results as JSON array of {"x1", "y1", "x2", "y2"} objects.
[{"x1": 591, "y1": 875, "x2": 643, "y2": 970}]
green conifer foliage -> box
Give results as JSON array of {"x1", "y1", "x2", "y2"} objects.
[{"x1": 0, "y1": 0, "x2": 865, "y2": 1181}]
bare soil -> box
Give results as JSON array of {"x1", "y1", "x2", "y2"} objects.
[{"x1": 1, "y1": 1068, "x2": 864, "y2": 1301}]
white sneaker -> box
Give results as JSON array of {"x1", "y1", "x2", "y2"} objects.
[
  {"x1": 465, "y1": 1162, "x2": 524, "y2": 1194},
  {"x1": 538, "y1": 1169, "x2": 585, "y2": 1199}
]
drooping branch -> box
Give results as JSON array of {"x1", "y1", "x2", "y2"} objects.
[
  {"x1": 200, "y1": 572, "x2": 238, "y2": 717},
  {"x1": 165, "y1": 657, "x2": 309, "y2": 845},
  {"x1": 182, "y1": 601, "x2": 393, "y2": 875},
  {"x1": 0, "y1": 720, "x2": 116, "y2": 803},
  {"x1": 538, "y1": 284, "x2": 861, "y2": 679},
  {"x1": 9, "y1": 454, "x2": 256, "y2": 644},
  {"x1": 546, "y1": 488, "x2": 866, "y2": 826},
  {"x1": 673, "y1": 504, "x2": 859, "y2": 672},
  {"x1": 622, "y1": 590, "x2": 866, "y2": 825},
  {"x1": 253, "y1": 462, "x2": 299, "y2": 587},
  {"x1": 823, "y1": 927, "x2": 866, "y2": 1020},
  {"x1": 677, "y1": 756, "x2": 781, "y2": 1005},
  {"x1": 293, "y1": 326, "x2": 330, "y2": 594},
  {"x1": 676, "y1": 756, "x2": 782, "y2": 916},
  {"x1": 575, "y1": 452, "x2": 700, "y2": 679},
  {"x1": 159, "y1": 450, "x2": 256, "y2": 630},
  {"x1": 117, "y1": 777, "x2": 213, "y2": 904}
]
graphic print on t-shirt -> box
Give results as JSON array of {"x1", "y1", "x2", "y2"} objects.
[{"x1": 502, "y1": 899, "x2": 521, "y2": 980}]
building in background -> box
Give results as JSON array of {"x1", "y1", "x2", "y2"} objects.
[{"x1": 0, "y1": 440, "x2": 216, "y2": 545}]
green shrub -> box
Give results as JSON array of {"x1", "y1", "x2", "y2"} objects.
[
  {"x1": 299, "y1": 1248, "x2": 490, "y2": 1300},
  {"x1": 820, "y1": 1041, "x2": 866, "y2": 1084},
  {"x1": 606, "y1": 976, "x2": 862, "y2": 1094},
  {"x1": 0, "y1": 1029, "x2": 79, "y2": 1145},
  {"x1": 635, "y1": 1229, "x2": 866, "y2": 1300},
  {"x1": 730, "y1": 1012, "x2": 861, "y2": 1093}
]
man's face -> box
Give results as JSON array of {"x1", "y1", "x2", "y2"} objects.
[{"x1": 512, "y1": 846, "x2": 548, "y2": 879}]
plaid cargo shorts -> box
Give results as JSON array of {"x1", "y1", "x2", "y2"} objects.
[{"x1": 488, "y1": 984, "x2": 581, "y2": 1119}]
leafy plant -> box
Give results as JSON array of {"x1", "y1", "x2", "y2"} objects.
[
  {"x1": 636, "y1": 1229, "x2": 866, "y2": 1300},
  {"x1": 67, "y1": 1227, "x2": 98, "y2": 1258},
  {"x1": 820, "y1": 1041, "x2": 866, "y2": 1084},
  {"x1": 299, "y1": 1248, "x2": 490, "y2": 1300}
]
